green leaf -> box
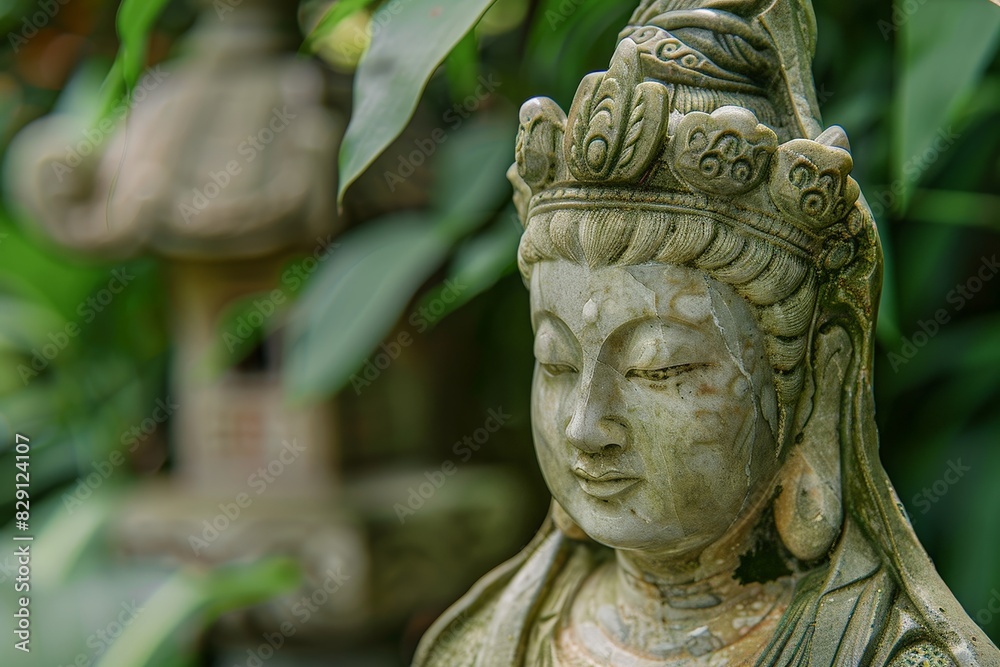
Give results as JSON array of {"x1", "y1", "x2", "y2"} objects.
[
  {"x1": 337, "y1": 0, "x2": 498, "y2": 202},
  {"x1": 0, "y1": 295, "x2": 63, "y2": 352},
  {"x1": 301, "y1": 0, "x2": 380, "y2": 55},
  {"x1": 32, "y1": 490, "x2": 118, "y2": 585},
  {"x1": 96, "y1": 559, "x2": 300, "y2": 667},
  {"x1": 284, "y1": 120, "x2": 514, "y2": 400},
  {"x1": 881, "y1": 315, "x2": 1000, "y2": 394},
  {"x1": 95, "y1": 0, "x2": 171, "y2": 123},
  {"x1": 444, "y1": 31, "x2": 480, "y2": 103},
  {"x1": 895, "y1": 0, "x2": 1000, "y2": 211},
  {"x1": 525, "y1": 0, "x2": 633, "y2": 105},
  {"x1": 416, "y1": 208, "x2": 521, "y2": 325},
  {"x1": 430, "y1": 118, "x2": 515, "y2": 238},
  {"x1": 285, "y1": 213, "x2": 450, "y2": 399},
  {"x1": 906, "y1": 189, "x2": 1000, "y2": 231}
]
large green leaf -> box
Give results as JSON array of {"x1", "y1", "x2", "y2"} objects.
[
  {"x1": 415, "y1": 207, "x2": 521, "y2": 325},
  {"x1": 429, "y1": 118, "x2": 515, "y2": 237},
  {"x1": 285, "y1": 120, "x2": 513, "y2": 400},
  {"x1": 445, "y1": 31, "x2": 481, "y2": 102},
  {"x1": 895, "y1": 0, "x2": 1000, "y2": 211},
  {"x1": 337, "y1": 0, "x2": 498, "y2": 201},
  {"x1": 285, "y1": 213, "x2": 451, "y2": 399}
]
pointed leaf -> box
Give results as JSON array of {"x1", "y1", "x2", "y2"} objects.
[
  {"x1": 896, "y1": 0, "x2": 1000, "y2": 210},
  {"x1": 430, "y1": 118, "x2": 515, "y2": 238},
  {"x1": 337, "y1": 0, "x2": 498, "y2": 201},
  {"x1": 417, "y1": 208, "x2": 521, "y2": 324},
  {"x1": 285, "y1": 213, "x2": 449, "y2": 399}
]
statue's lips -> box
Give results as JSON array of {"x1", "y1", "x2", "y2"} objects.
[{"x1": 573, "y1": 467, "x2": 640, "y2": 499}]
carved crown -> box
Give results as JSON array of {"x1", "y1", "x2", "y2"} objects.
[{"x1": 512, "y1": 32, "x2": 866, "y2": 270}]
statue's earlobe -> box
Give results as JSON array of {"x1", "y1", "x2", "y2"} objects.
[{"x1": 774, "y1": 326, "x2": 851, "y2": 562}]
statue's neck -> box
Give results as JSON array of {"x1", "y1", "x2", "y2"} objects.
[
  {"x1": 562, "y1": 546, "x2": 791, "y2": 663},
  {"x1": 614, "y1": 548, "x2": 751, "y2": 615},
  {"x1": 570, "y1": 503, "x2": 794, "y2": 660}
]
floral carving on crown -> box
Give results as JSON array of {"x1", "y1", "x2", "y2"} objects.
[
  {"x1": 513, "y1": 34, "x2": 865, "y2": 265},
  {"x1": 672, "y1": 109, "x2": 777, "y2": 195}
]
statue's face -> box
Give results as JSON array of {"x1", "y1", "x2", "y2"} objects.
[{"x1": 530, "y1": 260, "x2": 781, "y2": 557}]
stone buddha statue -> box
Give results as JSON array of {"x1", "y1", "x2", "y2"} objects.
[{"x1": 413, "y1": 1, "x2": 1000, "y2": 666}]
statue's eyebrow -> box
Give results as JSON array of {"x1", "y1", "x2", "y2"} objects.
[
  {"x1": 598, "y1": 315, "x2": 705, "y2": 367},
  {"x1": 531, "y1": 310, "x2": 579, "y2": 346},
  {"x1": 609, "y1": 313, "x2": 705, "y2": 342}
]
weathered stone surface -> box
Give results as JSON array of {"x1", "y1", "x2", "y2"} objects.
[{"x1": 415, "y1": 1, "x2": 1000, "y2": 665}]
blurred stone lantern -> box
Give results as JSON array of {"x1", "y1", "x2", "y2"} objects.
[
  {"x1": 8, "y1": 0, "x2": 370, "y2": 636},
  {"x1": 7, "y1": 0, "x2": 537, "y2": 661}
]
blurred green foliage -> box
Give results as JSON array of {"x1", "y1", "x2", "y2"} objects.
[{"x1": 0, "y1": 0, "x2": 997, "y2": 664}]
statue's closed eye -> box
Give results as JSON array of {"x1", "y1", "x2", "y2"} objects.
[
  {"x1": 626, "y1": 362, "x2": 712, "y2": 382},
  {"x1": 541, "y1": 363, "x2": 578, "y2": 377}
]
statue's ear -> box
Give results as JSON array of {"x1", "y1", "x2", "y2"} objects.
[{"x1": 774, "y1": 325, "x2": 852, "y2": 562}]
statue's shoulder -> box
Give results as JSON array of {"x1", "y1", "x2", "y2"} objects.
[
  {"x1": 413, "y1": 604, "x2": 495, "y2": 667},
  {"x1": 413, "y1": 526, "x2": 601, "y2": 667},
  {"x1": 411, "y1": 553, "x2": 515, "y2": 667}
]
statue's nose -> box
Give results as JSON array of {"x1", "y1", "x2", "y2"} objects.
[{"x1": 564, "y1": 366, "x2": 628, "y2": 454}]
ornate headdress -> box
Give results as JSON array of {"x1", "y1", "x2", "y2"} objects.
[
  {"x1": 511, "y1": 0, "x2": 863, "y2": 268},
  {"x1": 512, "y1": 66, "x2": 864, "y2": 275}
]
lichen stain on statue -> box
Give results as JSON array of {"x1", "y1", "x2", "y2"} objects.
[{"x1": 413, "y1": 1, "x2": 1000, "y2": 666}]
